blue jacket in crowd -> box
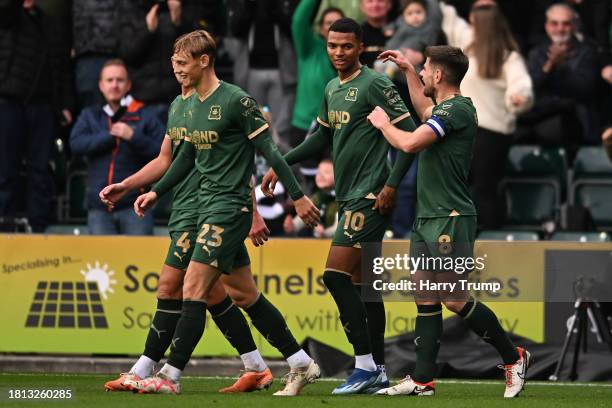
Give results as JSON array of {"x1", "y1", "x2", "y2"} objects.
[{"x1": 70, "y1": 97, "x2": 164, "y2": 211}]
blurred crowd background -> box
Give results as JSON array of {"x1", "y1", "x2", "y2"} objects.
[{"x1": 0, "y1": 0, "x2": 610, "y2": 240}]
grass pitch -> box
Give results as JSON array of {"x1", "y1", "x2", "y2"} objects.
[{"x1": 1, "y1": 374, "x2": 611, "y2": 408}]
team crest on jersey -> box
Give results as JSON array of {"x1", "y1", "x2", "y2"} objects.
[
  {"x1": 345, "y1": 87, "x2": 358, "y2": 102},
  {"x1": 208, "y1": 105, "x2": 221, "y2": 120},
  {"x1": 442, "y1": 103, "x2": 453, "y2": 110}
]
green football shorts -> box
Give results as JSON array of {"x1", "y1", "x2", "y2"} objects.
[
  {"x1": 164, "y1": 208, "x2": 199, "y2": 270},
  {"x1": 332, "y1": 197, "x2": 391, "y2": 248},
  {"x1": 190, "y1": 209, "x2": 252, "y2": 274},
  {"x1": 409, "y1": 215, "x2": 477, "y2": 273}
]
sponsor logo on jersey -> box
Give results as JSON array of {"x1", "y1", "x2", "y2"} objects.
[
  {"x1": 240, "y1": 97, "x2": 253, "y2": 107},
  {"x1": 442, "y1": 103, "x2": 453, "y2": 110},
  {"x1": 382, "y1": 86, "x2": 402, "y2": 106},
  {"x1": 167, "y1": 127, "x2": 188, "y2": 144},
  {"x1": 190, "y1": 130, "x2": 219, "y2": 150},
  {"x1": 208, "y1": 105, "x2": 222, "y2": 120},
  {"x1": 328, "y1": 110, "x2": 351, "y2": 129},
  {"x1": 345, "y1": 87, "x2": 358, "y2": 102}
]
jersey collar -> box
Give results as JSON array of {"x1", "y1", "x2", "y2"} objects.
[
  {"x1": 197, "y1": 81, "x2": 222, "y2": 102},
  {"x1": 181, "y1": 89, "x2": 195, "y2": 100},
  {"x1": 339, "y1": 68, "x2": 362, "y2": 85}
]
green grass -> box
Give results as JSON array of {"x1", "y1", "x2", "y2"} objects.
[{"x1": 1, "y1": 374, "x2": 611, "y2": 408}]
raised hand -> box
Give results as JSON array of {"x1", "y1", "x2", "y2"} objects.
[{"x1": 378, "y1": 49, "x2": 416, "y2": 74}]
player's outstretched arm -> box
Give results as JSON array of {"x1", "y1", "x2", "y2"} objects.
[
  {"x1": 133, "y1": 139, "x2": 195, "y2": 217},
  {"x1": 284, "y1": 125, "x2": 332, "y2": 165},
  {"x1": 378, "y1": 50, "x2": 435, "y2": 121},
  {"x1": 249, "y1": 187, "x2": 270, "y2": 247},
  {"x1": 368, "y1": 107, "x2": 438, "y2": 153},
  {"x1": 261, "y1": 125, "x2": 331, "y2": 197},
  {"x1": 99, "y1": 137, "x2": 174, "y2": 208},
  {"x1": 252, "y1": 132, "x2": 320, "y2": 227}
]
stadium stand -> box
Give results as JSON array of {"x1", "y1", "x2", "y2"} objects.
[
  {"x1": 45, "y1": 224, "x2": 89, "y2": 235},
  {"x1": 570, "y1": 146, "x2": 612, "y2": 229},
  {"x1": 477, "y1": 230, "x2": 539, "y2": 241},
  {"x1": 501, "y1": 145, "x2": 567, "y2": 229},
  {"x1": 551, "y1": 231, "x2": 610, "y2": 242}
]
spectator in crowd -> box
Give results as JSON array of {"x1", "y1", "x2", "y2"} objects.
[
  {"x1": 385, "y1": 0, "x2": 442, "y2": 70},
  {"x1": 291, "y1": 0, "x2": 343, "y2": 149},
  {"x1": 72, "y1": 0, "x2": 119, "y2": 109},
  {"x1": 228, "y1": 0, "x2": 299, "y2": 148},
  {"x1": 441, "y1": 0, "x2": 533, "y2": 229},
  {"x1": 284, "y1": 159, "x2": 338, "y2": 238},
  {"x1": 523, "y1": 3, "x2": 600, "y2": 145},
  {"x1": 528, "y1": 0, "x2": 610, "y2": 61},
  {"x1": 0, "y1": 0, "x2": 74, "y2": 233},
  {"x1": 117, "y1": 0, "x2": 195, "y2": 122},
  {"x1": 70, "y1": 59, "x2": 164, "y2": 235},
  {"x1": 317, "y1": 0, "x2": 365, "y2": 22},
  {"x1": 360, "y1": 0, "x2": 394, "y2": 68}
]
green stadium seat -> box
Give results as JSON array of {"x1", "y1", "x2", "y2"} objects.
[
  {"x1": 551, "y1": 232, "x2": 610, "y2": 242},
  {"x1": 478, "y1": 230, "x2": 539, "y2": 241},
  {"x1": 570, "y1": 147, "x2": 612, "y2": 228},
  {"x1": 501, "y1": 145, "x2": 567, "y2": 228},
  {"x1": 66, "y1": 171, "x2": 88, "y2": 221},
  {"x1": 573, "y1": 146, "x2": 612, "y2": 178},
  {"x1": 45, "y1": 224, "x2": 89, "y2": 235},
  {"x1": 506, "y1": 145, "x2": 568, "y2": 186}
]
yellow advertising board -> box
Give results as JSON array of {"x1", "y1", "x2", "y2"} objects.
[{"x1": 2, "y1": 235, "x2": 607, "y2": 356}]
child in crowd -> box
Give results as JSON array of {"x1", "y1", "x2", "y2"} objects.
[
  {"x1": 378, "y1": 0, "x2": 441, "y2": 75},
  {"x1": 284, "y1": 159, "x2": 337, "y2": 238}
]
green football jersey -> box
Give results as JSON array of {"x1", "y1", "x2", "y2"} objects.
[
  {"x1": 166, "y1": 92, "x2": 199, "y2": 210},
  {"x1": 185, "y1": 81, "x2": 269, "y2": 213},
  {"x1": 317, "y1": 66, "x2": 416, "y2": 201},
  {"x1": 419, "y1": 95, "x2": 478, "y2": 217}
]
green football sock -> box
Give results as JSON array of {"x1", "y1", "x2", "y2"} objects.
[
  {"x1": 412, "y1": 304, "x2": 443, "y2": 383},
  {"x1": 245, "y1": 294, "x2": 301, "y2": 359},
  {"x1": 324, "y1": 271, "x2": 371, "y2": 355},
  {"x1": 355, "y1": 284, "x2": 386, "y2": 365},
  {"x1": 167, "y1": 300, "x2": 207, "y2": 370},
  {"x1": 143, "y1": 299, "x2": 182, "y2": 362},
  {"x1": 209, "y1": 296, "x2": 257, "y2": 355},
  {"x1": 457, "y1": 298, "x2": 519, "y2": 364}
]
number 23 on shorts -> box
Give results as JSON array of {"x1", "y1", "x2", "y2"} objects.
[{"x1": 196, "y1": 224, "x2": 224, "y2": 248}]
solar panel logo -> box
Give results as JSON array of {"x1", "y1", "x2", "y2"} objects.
[{"x1": 25, "y1": 281, "x2": 109, "y2": 329}]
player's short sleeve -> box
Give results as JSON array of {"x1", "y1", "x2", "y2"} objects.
[
  {"x1": 316, "y1": 86, "x2": 330, "y2": 129},
  {"x1": 425, "y1": 102, "x2": 469, "y2": 140},
  {"x1": 230, "y1": 90, "x2": 270, "y2": 140},
  {"x1": 367, "y1": 76, "x2": 413, "y2": 129}
]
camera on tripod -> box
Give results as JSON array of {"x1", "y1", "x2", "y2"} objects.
[{"x1": 549, "y1": 275, "x2": 612, "y2": 381}]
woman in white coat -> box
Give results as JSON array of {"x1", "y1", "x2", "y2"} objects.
[{"x1": 440, "y1": 0, "x2": 533, "y2": 229}]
